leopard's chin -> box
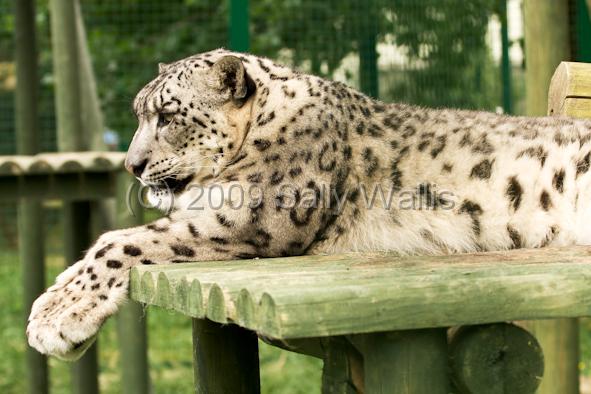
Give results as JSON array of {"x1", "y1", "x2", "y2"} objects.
[{"x1": 146, "y1": 186, "x2": 175, "y2": 213}]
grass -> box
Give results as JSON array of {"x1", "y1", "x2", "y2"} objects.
[{"x1": 0, "y1": 250, "x2": 321, "y2": 394}]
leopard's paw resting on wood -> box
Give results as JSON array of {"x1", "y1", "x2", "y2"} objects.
[{"x1": 26, "y1": 259, "x2": 122, "y2": 360}]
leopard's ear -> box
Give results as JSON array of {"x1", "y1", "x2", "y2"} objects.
[
  {"x1": 158, "y1": 62, "x2": 169, "y2": 74},
  {"x1": 209, "y1": 55, "x2": 255, "y2": 105}
]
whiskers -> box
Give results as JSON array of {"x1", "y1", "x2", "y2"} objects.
[{"x1": 146, "y1": 152, "x2": 225, "y2": 183}]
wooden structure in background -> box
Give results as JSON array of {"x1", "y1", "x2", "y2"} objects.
[
  {"x1": 12, "y1": 0, "x2": 150, "y2": 393},
  {"x1": 524, "y1": 1, "x2": 578, "y2": 393},
  {"x1": 13, "y1": 1, "x2": 47, "y2": 393}
]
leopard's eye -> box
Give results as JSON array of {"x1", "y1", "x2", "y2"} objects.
[{"x1": 157, "y1": 113, "x2": 173, "y2": 128}]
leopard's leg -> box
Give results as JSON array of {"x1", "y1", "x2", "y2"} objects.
[
  {"x1": 26, "y1": 212, "x2": 266, "y2": 359},
  {"x1": 27, "y1": 176, "x2": 324, "y2": 359}
]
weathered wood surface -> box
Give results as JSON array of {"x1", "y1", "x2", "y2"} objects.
[
  {"x1": 530, "y1": 59, "x2": 591, "y2": 394},
  {"x1": 192, "y1": 318, "x2": 260, "y2": 394},
  {"x1": 0, "y1": 151, "x2": 125, "y2": 175},
  {"x1": 14, "y1": 0, "x2": 48, "y2": 392},
  {"x1": 51, "y1": 0, "x2": 98, "y2": 391},
  {"x1": 0, "y1": 171, "x2": 119, "y2": 201},
  {"x1": 115, "y1": 173, "x2": 149, "y2": 394},
  {"x1": 548, "y1": 62, "x2": 591, "y2": 116},
  {"x1": 449, "y1": 323, "x2": 544, "y2": 394},
  {"x1": 358, "y1": 328, "x2": 450, "y2": 394},
  {"x1": 130, "y1": 246, "x2": 591, "y2": 339},
  {"x1": 524, "y1": 0, "x2": 570, "y2": 116}
]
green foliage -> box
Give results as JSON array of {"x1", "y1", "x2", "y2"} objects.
[
  {"x1": 0, "y1": 0, "x2": 505, "y2": 152},
  {"x1": 250, "y1": 0, "x2": 500, "y2": 109}
]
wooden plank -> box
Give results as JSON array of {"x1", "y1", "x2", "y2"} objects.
[
  {"x1": 192, "y1": 318, "x2": 260, "y2": 394},
  {"x1": 130, "y1": 246, "x2": 591, "y2": 339},
  {"x1": 358, "y1": 328, "x2": 449, "y2": 394},
  {"x1": 0, "y1": 172, "x2": 119, "y2": 201},
  {"x1": 449, "y1": 323, "x2": 544, "y2": 394}
]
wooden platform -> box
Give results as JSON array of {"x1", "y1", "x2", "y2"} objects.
[
  {"x1": 130, "y1": 246, "x2": 591, "y2": 339},
  {"x1": 0, "y1": 151, "x2": 126, "y2": 201}
]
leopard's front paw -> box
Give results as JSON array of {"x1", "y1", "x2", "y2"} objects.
[{"x1": 26, "y1": 261, "x2": 122, "y2": 361}]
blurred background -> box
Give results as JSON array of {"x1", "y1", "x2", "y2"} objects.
[{"x1": 1, "y1": 0, "x2": 591, "y2": 393}]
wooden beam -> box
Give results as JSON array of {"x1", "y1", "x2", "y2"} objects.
[
  {"x1": 358, "y1": 329, "x2": 449, "y2": 394},
  {"x1": 449, "y1": 323, "x2": 544, "y2": 394},
  {"x1": 192, "y1": 319, "x2": 260, "y2": 394},
  {"x1": 0, "y1": 172, "x2": 118, "y2": 202},
  {"x1": 130, "y1": 247, "x2": 591, "y2": 339}
]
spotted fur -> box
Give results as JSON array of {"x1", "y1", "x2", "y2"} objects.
[{"x1": 28, "y1": 49, "x2": 591, "y2": 359}]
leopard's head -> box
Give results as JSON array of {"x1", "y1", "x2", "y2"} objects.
[{"x1": 125, "y1": 49, "x2": 256, "y2": 209}]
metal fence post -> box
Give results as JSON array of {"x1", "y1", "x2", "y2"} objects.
[
  {"x1": 359, "y1": 1, "x2": 378, "y2": 98},
  {"x1": 229, "y1": 0, "x2": 249, "y2": 52},
  {"x1": 499, "y1": 0, "x2": 512, "y2": 114}
]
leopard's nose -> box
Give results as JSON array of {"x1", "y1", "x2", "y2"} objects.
[{"x1": 125, "y1": 158, "x2": 148, "y2": 178}]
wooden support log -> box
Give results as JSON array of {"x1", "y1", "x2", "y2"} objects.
[
  {"x1": 541, "y1": 60, "x2": 591, "y2": 394},
  {"x1": 321, "y1": 337, "x2": 363, "y2": 394},
  {"x1": 192, "y1": 319, "x2": 260, "y2": 394},
  {"x1": 449, "y1": 323, "x2": 544, "y2": 394},
  {"x1": 524, "y1": 2, "x2": 577, "y2": 392},
  {"x1": 356, "y1": 328, "x2": 450, "y2": 394}
]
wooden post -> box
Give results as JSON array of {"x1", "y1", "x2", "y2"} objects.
[
  {"x1": 449, "y1": 324, "x2": 544, "y2": 394},
  {"x1": 13, "y1": 1, "x2": 48, "y2": 393},
  {"x1": 49, "y1": 0, "x2": 98, "y2": 393},
  {"x1": 192, "y1": 319, "x2": 260, "y2": 394},
  {"x1": 543, "y1": 60, "x2": 591, "y2": 394},
  {"x1": 116, "y1": 173, "x2": 149, "y2": 394},
  {"x1": 524, "y1": 0, "x2": 571, "y2": 116},
  {"x1": 359, "y1": 329, "x2": 449, "y2": 394},
  {"x1": 523, "y1": 3, "x2": 576, "y2": 393},
  {"x1": 321, "y1": 337, "x2": 363, "y2": 394}
]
